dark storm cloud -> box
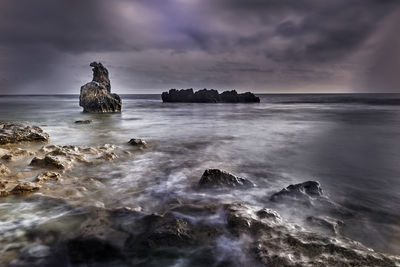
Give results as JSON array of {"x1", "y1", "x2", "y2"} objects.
[{"x1": 0, "y1": 0, "x2": 399, "y2": 93}]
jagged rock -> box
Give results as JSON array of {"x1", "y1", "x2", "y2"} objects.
[
  {"x1": 161, "y1": 88, "x2": 260, "y2": 103},
  {"x1": 0, "y1": 163, "x2": 10, "y2": 176},
  {"x1": 128, "y1": 138, "x2": 147, "y2": 148},
  {"x1": 79, "y1": 62, "x2": 121, "y2": 113},
  {"x1": 10, "y1": 182, "x2": 41, "y2": 195},
  {"x1": 270, "y1": 181, "x2": 323, "y2": 204},
  {"x1": 35, "y1": 172, "x2": 61, "y2": 183},
  {"x1": 75, "y1": 120, "x2": 92, "y2": 124},
  {"x1": 224, "y1": 203, "x2": 400, "y2": 267},
  {"x1": 198, "y1": 169, "x2": 255, "y2": 189},
  {"x1": 306, "y1": 216, "x2": 344, "y2": 235},
  {"x1": 1, "y1": 148, "x2": 34, "y2": 162},
  {"x1": 0, "y1": 122, "x2": 49, "y2": 145},
  {"x1": 220, "y1": 90, "x2": 260, "y2": 103},
  {"x1": 30, "y1": 155, "x2": 68, "y2": 170},
  {"x1": 30, "y1": 144, "x2": 117, "y2": 171}
]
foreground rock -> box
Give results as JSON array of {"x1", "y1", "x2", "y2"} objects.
[
  {"x1": 161, "y1": 88, "x2": 260, "y2": 103},
  {"x1": 79, "y1": 62, "x2": 122, "y2": 113},
  {"x1": 30, "y1": 144, "x2": 117, "y2": 171},
  {"x1": 199, "y1": 169, "x2": 255, "y2": 189},
  {"x1": 37, "y1": 203, "x2": 400, "y2": 266},
  {"x1": 0, "y1": 122, "x2": 49, "y2": 145}
]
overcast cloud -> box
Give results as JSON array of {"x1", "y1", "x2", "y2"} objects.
[{"x1": 0, "y1": 0, "x2": 399, "y2": 94}]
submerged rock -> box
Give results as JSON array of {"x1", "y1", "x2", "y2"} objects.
[
  {"x1": 75, "y1": 120, "x2": 92, "y2": 124},
  {"x1": 79, "y1": 62, "x2": 121, "y2": 113},
  {"x1": 161, "y1": 88, "x2": 260, "y2": 103},
  {"x1": 35, "y1": 171, "x2": 61, "y2": 183},
  {"x1": 306, "y1": 215, "x2": 344, "y2": 235},
  {"x1": 1, "y1": 148, "x2": 34, "y2": 162},
  {"x1": 0, "y1": 122, "x2": 49, "y2": 145},
  {"x1": 128, "y1": 138, "x2": 147, "y2": 148},
  {"x1": 0, "y1": 182, "x2": 41, "y2": 196},
  {"x1": 199, "y1": 169, "x2": 255, "y2": 189}
]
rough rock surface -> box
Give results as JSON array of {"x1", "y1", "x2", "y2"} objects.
[
  {"x1": 161, "y1": 88, "x2": 260, "y2": 103},
  {"x1": 43, "y1": 203, "x2": 400, "y2": 267},
  {"x1": 1, "y1": 148, "x2": 34, "y2": 162},
  {"x1": 128, "y1": 138, "x2": 147, "y2": 148},
  {"x1": 0, "y1": 163, "x2": 10, "y2": 176},
  {"x1": 0, "y1": 181, "x2": 41, "y2": 196},
  {"x1": 0, "y1": 122, "x2": 49, "y2": 145},
  {"x1": 270, "y1": 181, "x2": 324, "y2": 203},
  {"x1": 199, "y1": 169, "x2": 255, "y2": 188},
  {"x1": 30, "y1": 144, "x2": 117, "y2": 171},
  {"x1": 79, "y1": 62, "x2": 121, "y2": 113}
]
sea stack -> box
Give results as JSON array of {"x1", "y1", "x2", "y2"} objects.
[
  {"x1": 161, "y1": 88, "x2": 260, "y2": 103},
  {"x1": 79, "y1": 62, "x2": 122, "y2": 113}
]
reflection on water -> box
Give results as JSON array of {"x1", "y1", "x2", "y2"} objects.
[{"x1": 1, "y1": 94, "x2": 400, "y2": 256}]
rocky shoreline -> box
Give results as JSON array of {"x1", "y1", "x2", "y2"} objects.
[{"x1": 1, "y1": 121, "x2": 399, "y2": 266}]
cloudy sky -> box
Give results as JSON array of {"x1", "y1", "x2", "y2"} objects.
[{"x1": 0, "y1": 0, "x2": 399, "y2": 94}]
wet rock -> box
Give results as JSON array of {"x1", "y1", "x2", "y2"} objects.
[
  {"x1": 79, "y1": 62, "x2": 121, "y2": 113},
  {"x1": 74, "y1": 120, "x2": 92, "y2": 124},
  {"x1": 128, "y1": 138, "x2": 147, "y2": 148},
  {"x1": 199, "y1": 169, "x2": 255, "y2": 189},
  {"x1": 67, "y1": 237, "x2": 125, "y2": 264},
  {"x1": 35, "y1": 172, "x2": 61, "y2": 183},
  {"x1": 31, "y1": 144, "x2": 117, "y2": 171},
  {"x1": 30, "y1": 155, "x2": 68, "y2": 170},
  {"x1": 306, "y1": 216, "x2": 344, "y2": 235},
  {"x1": 0, "y1": 122, "x2": 49, "y2": 145},
  {"x1": 223, "y1": 203, "x2": 400, "y2": 267},
  {"x1": 270, "y1": 181, "x2": 324, "y2": 204},
  {"x1": 1, "y1": 148, "x2": 34, "y2": 162},
  {"x1": 0, "y1": 163, "x2": 10, "y2": 176},
  {"x1": 161, "y1": 88, "x2": 260, "y2": 103},
  {"x1": 10, "y1": 182, "x2": 41, "y2": 195}
]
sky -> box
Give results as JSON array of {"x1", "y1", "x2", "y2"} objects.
[{"x1": 0, "y1": 0, "x2": 399, "y2": 94}]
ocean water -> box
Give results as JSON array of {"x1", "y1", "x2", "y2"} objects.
[{"x1": 1, "y1": 93, "x2": 400, "y2": 261}]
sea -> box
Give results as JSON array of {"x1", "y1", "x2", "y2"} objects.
[{"x1": 1, "y1": 93, "x2": 400, "y2": 262}]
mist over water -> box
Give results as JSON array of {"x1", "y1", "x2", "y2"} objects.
[{"x1": 1, "y1": 93, "x2": 400, "y2": 259}]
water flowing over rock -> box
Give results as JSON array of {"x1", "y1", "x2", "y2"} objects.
[
  {"x1": 0, "y1": 122, "x2": 49, "y2": 145},
  {"x1": 199, "y1": 169, "x2": 255, "y2": 188},
  {"x1": 79, "y1": 62, "x2": 121, "y2": 113},
  {"x1": 161, "y1": 88, "x2": 260, "y2": 103},
  {"x1": 270, "y1": 181, "x2": 324, "y2": 203}
]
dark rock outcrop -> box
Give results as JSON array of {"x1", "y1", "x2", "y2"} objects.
[
  {"x1": 161, "y1": 88, "x2": 260, "y2": 103},
  {"x1": 199, "y1": 169, "x2": 255, "y2": 189},
  {"x1": 270, "y1": 181, "x2": 323, "y2": 204},
  {"x1": 79, "y1": 62, "x2": 121, "y2": 113},
  {"x1": 75, "y1": 120, "x2": 92, "y2": 124},
  {"x1": 128, "y1": 138, "x2": 147, "y2": 148},
  {"x1": 0, "y1": 122, "x2": 49, "y2": 145}
]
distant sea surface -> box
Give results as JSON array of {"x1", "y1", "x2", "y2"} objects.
[{"x1": 1, "y1": 93, "x2": 400, "y2": 255}]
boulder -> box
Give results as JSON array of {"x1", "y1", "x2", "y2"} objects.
[
  {"x1": 79, "y1": 62, "x2": 121, "y2": 113},
  {"x1": 0, "y1": 122, "x2": 49, "y2": 145},
  {"x1": 270, "y1": 181, "x2": 323, "y2": 203},
  {"x1": 128, "y1": 138, "x2": 147, "y2": 148},
  {"x1": 198, "y1": 169, "x2": 255, "y2": 189},
  {"x1": 161, "y1": 88, "x2": 260, "y2": 103}
]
